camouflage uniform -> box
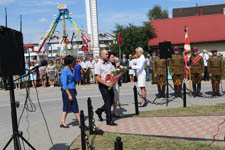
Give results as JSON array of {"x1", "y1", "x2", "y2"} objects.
[
  {"x1": 189, "y1": 48, "x2": 204, "y2": 97},
  {"x1": 169, "y1": 49, "x2": 185, "y2": 97},
  {"x1": 208, "y1": 49, "x2": 224, "y2": 96},
  {"x1": 150, "y1": 55, "x2": 158, "y2": 84},
  {"x1": 153, "y1": 56, "x2": 167, "y2": 97}
]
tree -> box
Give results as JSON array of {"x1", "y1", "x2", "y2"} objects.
[
  {"x1": 110, "y1": 23, "x2": 155, "y2": 57},
  {"x1": 147, "y1": 5, "x2": 169, "y2": 20}
]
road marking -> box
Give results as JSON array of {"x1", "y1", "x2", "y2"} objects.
[{"x1": 0, "y1": 93, "x2": 133, "y2": 108}]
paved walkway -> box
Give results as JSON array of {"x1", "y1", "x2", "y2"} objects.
[{"x1": 97, "y1": 116, "x2": 225, "y2": 141}]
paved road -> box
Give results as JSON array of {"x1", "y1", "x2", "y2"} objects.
[{"x1": 0, "y1": 81, "x2": 225, "y2": 149}]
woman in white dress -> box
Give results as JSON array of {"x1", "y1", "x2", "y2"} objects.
[{"x1": 131, "y1": 47, "x2": 147, "y2": 107}]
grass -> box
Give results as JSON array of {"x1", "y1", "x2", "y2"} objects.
[
  {"x1": 139, "y1": 105, "x2": 225, "y2": 117},
  {"x1": 70, "y1": 133, "x2": 225, "y2": 150}
]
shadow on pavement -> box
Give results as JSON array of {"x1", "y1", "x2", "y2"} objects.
[
  {"x1": 49, "y1": 143, "x2": 70, "y2": 150},
  {"x1": 67, "y1": 116, "x2": 89, "y2": 127}
]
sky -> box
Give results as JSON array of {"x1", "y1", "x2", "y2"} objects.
[{"x1": 0, "y1": 0, "x2": 225, "y2": 43}]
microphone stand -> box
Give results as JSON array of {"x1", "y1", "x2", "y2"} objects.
[{"x1": 3, "y1": 69, "x2": 38, "y2": 150}]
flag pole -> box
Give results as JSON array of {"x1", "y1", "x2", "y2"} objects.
[{"x1": 184, "y1": 25, "x2": 192, "y2": 96}]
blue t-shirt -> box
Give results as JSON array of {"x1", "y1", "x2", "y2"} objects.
[{"x1": 61, "y1": 67, "x2": 75, "y2": 90}]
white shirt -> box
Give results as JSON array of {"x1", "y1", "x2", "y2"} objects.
[
  {"x1": 203, "y1": 53, "x2": 209, "y2": 66},
  {"x1": 132, "y1": 55, "x2": 146, "y2": 76},
  {"x1": 88, "y1": 60, "x2": 95, "y2": 69},
  {"x1": 95, "y1": 60, "x2": 114, "y2": 82},
  {"x1": 81, "y1": 61, "x2": 89, "y2": 69}
]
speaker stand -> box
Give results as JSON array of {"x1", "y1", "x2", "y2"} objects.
[{"x1": 3, "y1": 76, "x2": 35, "y2": 150}]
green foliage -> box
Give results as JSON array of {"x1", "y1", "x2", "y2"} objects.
[
  {"x1": 109, "y1": 5, "x2": 169, "y2": 57},
  {"x1": 110, "y1": 23, "x2": 155, "y2": 57},
  {"x1": 147, "y1": 5, "x2": 169, "y2": 20}
]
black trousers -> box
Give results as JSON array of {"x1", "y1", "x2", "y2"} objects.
[
  {"x1": 98, "y1": 83, "x2": 114, "y2": 122},
  {"x1": 204, "y1": 66, "x2": 209, "y2": 81}
]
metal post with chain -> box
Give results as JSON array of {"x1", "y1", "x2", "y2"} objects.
[
  {"x1": 87, "y1": 98, "x2": 104, "y2": 135},
  {"x1": 80, "y1": 110, "x2": 93, "y2": 150}
]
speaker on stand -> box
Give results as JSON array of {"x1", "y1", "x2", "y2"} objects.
[
  {"x1": 158, "y1": 41, "x2": 173, "y2": 106},
  {"x1": 0, "y1": 26, "x2": 35, "y2": 150}
]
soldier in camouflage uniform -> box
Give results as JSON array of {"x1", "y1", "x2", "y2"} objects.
[
  {"x1": 169, "y1": 47, "x2": 185, "y2": 97},
  {"x1": 189, "y1": 47, "x2": 204, "y2": 97},
  {"x1": 208, "y1": 49, "x2": 224, "y2": 96},
  {"x1": 153, "y1": 56, "x2": 167, "y2": 98},
  {"x1": 150, "y1": 50, "x2": 158, "y2": 84}
]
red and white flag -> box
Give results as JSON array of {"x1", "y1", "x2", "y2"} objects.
[{"x1": 184, "y1": 26, "x2": 191, "y2": 53}]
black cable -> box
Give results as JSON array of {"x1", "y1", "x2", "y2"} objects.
[
  {"x1": 18, "y1": 85, "x2": 36, "y2": 126},
  {"x1": 26, "y1": 109, "x2": 30, "y2": 141},
  {"x1": 208, "y1": 118, "x2": 225, "y2": 147},
  {"x1": 34, "y1": 86, "x2": 56, "y2": 150}
]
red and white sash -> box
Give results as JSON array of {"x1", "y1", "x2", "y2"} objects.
[{"x1": 191, "y1": 55, "x2": 201, "y2": 66}]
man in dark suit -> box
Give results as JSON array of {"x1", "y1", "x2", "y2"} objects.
[{"x1": 120, "y1": 54, "x2": 128, "y2": 83}]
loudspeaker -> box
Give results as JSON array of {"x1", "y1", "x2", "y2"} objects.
[
  {"x1": 0, "y1": 26, "x2": 25, "y2": 76},
  {"x1": 159, "y1": 41, "x2": 172, "y2": 59}
]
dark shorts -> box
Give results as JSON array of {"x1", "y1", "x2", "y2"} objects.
[{"x1": 62, "y1": 89, "x2": 79, "y2": 113}]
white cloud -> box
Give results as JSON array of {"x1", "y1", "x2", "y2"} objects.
[
  {"x1": 0, "y1": 0, "x2": 15, "y2": 5},
  {"x1": 39, "y1": 17, "x2": 47, "y2": 23},
  {"x1": 103, "y1": 12, "x2": 146, "y2": 25}
]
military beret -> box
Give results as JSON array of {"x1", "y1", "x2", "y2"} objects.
[
  {"x1": 211, "y1": 49, "x2": 217, "y2": 53},
  {"x1": 173, "y1": 46, "x2": 179, "y2": 51},
  {"x1": 192, "y1": 47, "x2": 198, "y2": 52}
]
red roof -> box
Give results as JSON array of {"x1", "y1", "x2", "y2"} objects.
[{"x1": 148, "y1": 14, "x2": 225, "y2": 47}]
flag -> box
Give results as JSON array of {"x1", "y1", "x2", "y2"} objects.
[
  {"x1": 118, "y1": 32, "x2": 122, "y2": 46},
  {"x1": 184, "y1": 26, "x2": 191, "y2": 53}
]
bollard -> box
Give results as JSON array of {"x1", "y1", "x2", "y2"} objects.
[
  {"x1": 87, "y1": 97, "x2": 94, "y2": 135},
  {"x1": 183, "y1": 82, "x2": 186, "y2": 108},
  {"x1": 133, "y1": 85, "x2": 139, "y2": 115},
  {"x1": 80, "y1": 110, "x2": 86, "y2": 150},
  {"x1": 114, "y1": 136, "x2": 123, "y2": 150}
]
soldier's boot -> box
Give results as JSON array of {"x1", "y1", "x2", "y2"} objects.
[
  {"x1": 174, "y1": 85, "x2": 178, "y2": 97},
  {"x1": 157, "y1": 85, "x2": 162, "y2": 98},
  {"x1": 197, "y1": 83, "x2": 202, "y2": 97},
  {"x1": 212, "y1": 83, "x2": 216, "y2": 96},
  {"x1": 161, "y1": 85, "x2": 166, "y2": 98},
  {"x1": 216, "y1": 83, "x2": 221, "y2": 96},
  {"x1": 192, "y1": 83, "x2": 197, "y2": 97}
]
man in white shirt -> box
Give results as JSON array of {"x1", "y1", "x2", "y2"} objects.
[
  {"x1": 88, "y1": 56, "x2": 96, "y2": 83},
  {"x1": 202, "y1": 49, "x2": 209, "y2": 81},
  {"x1": 131, "y1": 47, "x2": 147, "y2": 107},
  {"x1": 95, "y1": 49, "x2": 117, "y2": 126}
]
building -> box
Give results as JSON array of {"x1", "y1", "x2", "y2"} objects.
[
  {"x1": 148, "y1": 6, "x2": 225, "y2": 56},
  {"x1": 24, "y1": 31, "x2": 115, "y2": 58},
  {"x1": 173, "y1": 3, "x2": 225, "y2": 18}
]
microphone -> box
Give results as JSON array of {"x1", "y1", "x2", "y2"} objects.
[{"x1": 31, "y1": 60, "x2": 48, "y2": 71}]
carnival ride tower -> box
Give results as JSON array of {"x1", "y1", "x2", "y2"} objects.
[
  {"x1": 85, "y1": 0, "x2": 100, "y2": 57},
  {"x1": 37, "y1": 4, "x2": 89, "y2": 56}
]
